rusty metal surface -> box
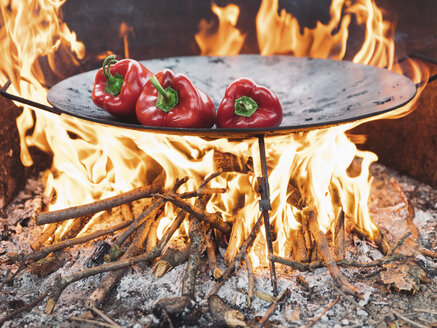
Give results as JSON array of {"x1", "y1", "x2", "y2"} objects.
[{"x1": 47, "y1": 55, "x2": 416, "y2": 137}]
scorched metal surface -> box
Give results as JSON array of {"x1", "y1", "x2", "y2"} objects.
[{"x1": 47, "y1": 55, "x2": 416, "y2": 137}]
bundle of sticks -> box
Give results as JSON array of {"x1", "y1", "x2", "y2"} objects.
[{"x1": 1, "y1": 150, "x2": 415, "y2": 327}]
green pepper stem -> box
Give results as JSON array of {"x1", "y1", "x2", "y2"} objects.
[
  {"x1": 150, "y1": 76, "x2": 170, "y2": 99},
  {"x1": 102, "y1": 55, "x2": 123, "y2": 96},
  {"x1": 150, "y1": 76, "x2": 179, "y2": 113},
  {"x1": 234, "y1": 96, "x2": 258, "y2": 118}
]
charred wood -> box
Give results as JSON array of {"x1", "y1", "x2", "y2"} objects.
[
  {"x1": 307, "y1": 210, "x2": 362, "y2": 298},
  {"x1": 206, "y1": 229, "x2": 223, "y2": 280},
  {"x1": 153, "y1": 236, "x2": 190, "y2": 278},
  {"x1": 45, "y1": 209, "x2": 187, "y2": 314},
  {"x1": 155, "y1": 192, "x2": 231, "y2": 234},
  {"x1": 30, "y1": 223, "x2": 58, "y2": 251},
  {"x1": 209, "y1": 213, "x2": 264, "y2": 296},
  {"x1": 29, "y1": 250, "x2": 68, "y2": 277},
  {"x1": 181, "y1": 194, "x2": 210, "y2": 299},
  {"x1": 85, "y1": 211, "x2": 154, "y2": 308},
  {"x1": 35, "y1": 181, "x2": 164, "y2": 225},
  {"x1": 208, "y1": 294, "x2": 246, "y2": 327},
  {"x1": 153, "y1": 296, "x2": 201, "y2": 327},
  {"x1": 333, "y1": 209, "x2": 345, "y2": 261},
  {"x1": 4, "y1": 220, "x2": 133, "y2": 264}
]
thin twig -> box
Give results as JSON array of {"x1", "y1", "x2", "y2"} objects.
[
  {"x1": 4, "y1": 220, "x2": 133, "y2": 263},
  {"x1": 45, "y1": 210, "x2": 187, "y2": 314},
  {"x1": 304, "y1": 295, "x2": 340, "y2": 328},
  {"x1": 259, "y1": 288, "x2": 291, "y2": 326},
  {"x1": 36, "y1": 182, "x2": 163, "y2": 225},
  {"x1": 0, "y1": 290, "x2": 49, "y2": 325},
  {"x1": 209, "y1": 214, "x2": 264, "y2": 296},
  {"x1": 270, "y1": 232, "x2": 410, "y2": 270},
  {"x1": 161, "y1": 309, "x2": 175, "y2": 328},
  {"x1": 69, "y1": 316, "x2": 120, "y2": 328},
  {"x1": 327, "y1": 280, "x2": 375, "y2": 319},
  {"x1": 107, "y1": 177, "x2": 188, "y2": 261},
  {"x1": 307, "y1": 211, "x2": 361, "y2": 298},
  {"x1": 413, "y1": 308, "x2": 437, "y2": 315},
  {"x1": 154, "y1": 192, "x2": 231, "y2": 234},
  {"x1": 0, "y1": 263, "x2": 23, "y2": 290},
  {"x1": 391, "y1": 178, "x2": 437, "y2": 259},
  {"x1": 245, "y1": 254, "x2": 255, "y2": 307},
  {"x1": 89, "y1": 306, "x2": 122, "y2": 328},
  {"x1": 392, "y1": 309, "x2": 431, "y2": 328}
]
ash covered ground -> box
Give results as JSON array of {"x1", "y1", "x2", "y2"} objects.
[{"x1": 0, "y1": 163, "x2": 436, "y2": 327}]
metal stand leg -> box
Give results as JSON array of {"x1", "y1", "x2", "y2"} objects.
[{"x1": 257, "y1": 134, "x2": 278, "y2": 296}]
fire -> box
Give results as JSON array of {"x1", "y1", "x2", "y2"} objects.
[
  {"x1": 195, "y1": 3, "x2": 246, "y2": 56},
  {"x1": 0, "y1": 0, "x2": 429, "y2": 265},
  {"x1": 119, "y1": 22, "x2": 134, "y2": 59}
]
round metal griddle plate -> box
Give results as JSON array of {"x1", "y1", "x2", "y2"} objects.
[{"x1": 47, "y1": 55, "x2": 416, "y2": 137}]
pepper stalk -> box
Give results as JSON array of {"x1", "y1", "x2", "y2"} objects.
[
  {"x1": 234, "y1": 96, "x2": 258, "y2": 117},
  {"x1": 150, "y1": 76, "x2": 179, "y2": 113},
  {"x1": 102, "y1": 55, "x2": 124, "y2": 96}
]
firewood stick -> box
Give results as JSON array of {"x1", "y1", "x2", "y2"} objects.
[
  {"x1": 334, "y1": 209, "x2": 345, "y2": 261},
  {"x1": 391, "y1": 309, "x2": 430, "y2": 328},
  {"x1": 178, "y1": 187, "x2": 227, "y2": 198},
  {"x1": 182, "y1": 194, "x2": 210, "y2": 299},
  {"x1": 270, "y1": 232, "x2": 410, "y2": 270},
  {"x1": 304, "y1": 295, "x2": 340, "y2": 328},
  {"x1": 145, "y1": 213, "x2": 162, "y2": 253},
  {"x1": 259, "y1": 288, "x2": 291, "y2": 326},
  {"x1": 31, "y1": 223, "x2": 59, "y2": 251},
  {"x1": 69, "y1": 316, "x2": 120, "y2": 328},
  {"x1": 199, "y1": 169, "x2": 224, "y2": 188},
  {"x1": 208, "y1": 213, "x2": 264, "y2": 297},
  {"x1": 300, "y1": 212, "x2": 313, "y2": 256},
  {"x1": 225, "y1": 218, "x2": 244, "y2": 264},
  {"x1": 107, "y1": 178, "x2": 187, "y2": 261},
  {"x1": 291, "y1": 229, "x2": 309, "y2": 263},
  {"x1": 296, "y1": 274, "x2": 311, "y2": 292},
  {"x1": 154, "y1": 192, "x2": 231, "y2": 234},
  {"x1": 153, "y1": 236, "x2": 190, "y2": 278},
  {"x1": 44, "y1": 209, "x2": 187, "y2": 314},
  {"x1": 56, "y1": 215, "x2": 91, "y2": 242},
  {"x1": 0, "y1": 290, "x2": 49, "y2": 325},
  {"x1": 307, "y1": 210, "x2": 362, "y2": 299},
  {"x1": 86, "y1": 211, "x2": 155, "y2": 308},
  {"x1": 208, "y1": 294, "x2": 246, "y2": 327},
  {"x1": 3, "y1": 220, "x2": 133, "y2": 264},
  {"x1": 36, "y1": 182, "x2": 163, "y2": 225},
  {"x1": 107, "y1": 199, "x2": 164, "y2": 261},
  {"x1": 391, "y1": 178, "x2": 437, "y2": 259},
  {"x1": 206, "y1": 229, "x2": 223, "y2": 280},
  {"x1": 245, "y1": 254, "x2": 255, "y2": 308},
  {"x1": 89, "y1": 306, "x2": 122, "y2": 328},
  {"x1": 153, "y1": 296, "x2": 201, "y2": 326},
  {"x1": 327, "y1": 280, "x2": 375, "y2": 318}
]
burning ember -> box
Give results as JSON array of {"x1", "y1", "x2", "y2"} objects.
[{"x1": 0, "y1": 0, "x2": 436, "y2": 327}]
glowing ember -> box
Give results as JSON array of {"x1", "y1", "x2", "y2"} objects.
[{"x1": 0, "y1": 0, "x2": 429, "y2": 267}]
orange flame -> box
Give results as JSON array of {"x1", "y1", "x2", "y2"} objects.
[
  {"x1": 195, "y1": 3, "x2": 246, "y2": 56},
  {"x1": 119, "y1": 22, "x2": 134, "y2": 59}
]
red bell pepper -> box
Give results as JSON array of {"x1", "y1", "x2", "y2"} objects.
[
  {"x1": 135, "y1": 69, "x2": 216, "y2": 128},
  {"x1": 92, "y1": 55, "x2": 152, "y2": 118},
  {"x1": 216, "y1": 78, "x2": 283, "y2": 128}
]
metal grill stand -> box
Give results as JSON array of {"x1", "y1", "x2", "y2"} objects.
[{"x1": 257, "y1": 134, "x2": 278, "y2": 296}]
